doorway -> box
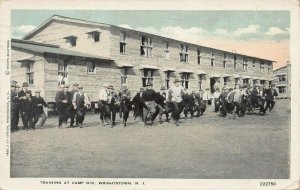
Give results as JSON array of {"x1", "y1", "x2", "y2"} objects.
[{"x1": 210, "y1": 78, "x2": 216, "y2": 93}]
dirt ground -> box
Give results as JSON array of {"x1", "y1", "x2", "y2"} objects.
[{"x1": 11, "y1": 99, "x2": 290, "y2": 179}]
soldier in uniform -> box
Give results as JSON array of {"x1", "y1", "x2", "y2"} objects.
[
  {"x1": 141, "y1": 81, "x2": 157, "y2": 126},
  {"x1": 264, "y1": 84, "x2": 278, "y2": 113},
  {"x1": 19, "y1": 90, "x2": 34, "y2": 130},
  {"x1": 69, "y1": 83, "x2": 79, "y2": 127},
  {"x1": 119, "y1": 83, "x2": 132, "y2": 127},
  {"x1": 32, "y1": 90, "x2": 48, "y2": 128},
  {"x1": 99, "y1": 84, "x2": 112, "y2": 126},
  {"x1": 11, "y1": 81, "x2": 20, "y2": 132},
  {"x1": 153, "y1": 85, "x2": 169, "y2": 124},
  {"x1": 168, "y1": 78, "x2": 186, "y2": 126},
  {"x1": 109, "y1": 85, "x2": 119, "y2": 127},
  {"x1": 72, "y1": 85, "x2": 91, "y2": 128},
  {"x1": 132, "y1": 88, "x2": 144, "y2": 120},
  {"x1": 18, "y1": 82, "x2": 29, "y2": 99},
  {"x1": 55, "y1": 84, "x2": 70, "y2": 128}
]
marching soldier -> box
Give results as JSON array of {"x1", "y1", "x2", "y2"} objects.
[
  {"x1": 168, "y1": 78, "x2": 186, "y2": 126},
  {"x1": 72, "y1": 85, "x2": 91, "y2": 128},
  {"x1": 55, "y1": 84, "x2": 70, "y2": 128},
  {"x1": 154, "y1": 85, "x2": 169, "y2": 124},
  {"x1": 32, "y1": 90, "x2": 48, "y2": 128},
  {"x1": 264, "y1": 84, "x2": 278, "y2": 113},
  {"x1": 118, "y1": 83, "x2": 131, "y2": 127},
  {"x1": 99, "y1": 84, "x2": 112, "y2": 126},
  {"x1": 110, "y1": 85, "x2": 120, "y2": 127},
  {"x1": 141, "y1": 81, "x2": 157, "y2": 126},
  {"x1": 11, "y1": 81, "x2": 20, "y2": 132},
  {"x1": 69, "y1": 83, "x2": 79, "y2": 127},
  {"x1": 18, "y1": 82, "x2": 29, "y2": 99},
  {"x1": 19, "y1": 90, "x2": 34, "y2": 130},
  {"x1": 132, "y1": 88, "x2": 144, "y2": 119}
]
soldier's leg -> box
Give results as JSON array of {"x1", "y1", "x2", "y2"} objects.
[
  {"x1": 39, "y1": 113, "x2": 47, "y2": 127},
  {"x1": 21, "y1": 112, "x2": 28, "y2": 130},
  {"x1": 142, "y1": 106, "x2": 149, "y2": 125},
  {"x1": 270, "y1": 100, "x2": 276, "y2": 111},
  {"x1": 157, "y1": 105, "x2": 164, "y2": 123}
]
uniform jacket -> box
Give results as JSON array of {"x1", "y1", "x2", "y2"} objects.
[
  {"x1": 55, "y1": 90, "x2": 70, "y2": 109},
  {"x1": 72, "y1": 92, "x2": 91, "y2": 109},
  {"x1": 142, "y1": 89, "x2": 156, "y2": 102},
  {"x1": 19, "y1": 96, "x2": 33, "y2": 114},
  {"x1": 32, "y1": 96, "x2": 47, "y2": 114},
  {"x1": 263, "y1": 88, "x2": 278, "y2": 101}
]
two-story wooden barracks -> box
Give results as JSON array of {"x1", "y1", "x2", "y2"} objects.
[{"x1": 11, "y1": 15, "x2": 275, "y2": 103}]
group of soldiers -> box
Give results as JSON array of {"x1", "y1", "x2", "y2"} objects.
[
  {"x1": 213, "y1": 83, "x2": 278, "y2": 118},
  {"x1": 10, "y1": 78, "x2": 279, "y2": 131},
  {"x1": 11, "y1": 81, "x2": 48, "y2": 132}
]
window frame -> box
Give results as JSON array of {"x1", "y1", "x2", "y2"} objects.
[
  {"x1": 25, "y1": 61, "x2": 34, "y2": 85},
  {"x1": 120, "y1": 31, "x2": 127, "y2": 54},
  {"x1": 180, "y1": 72, "x2": 190, "y2": 89},
  {"x1": 197, "y1": 48, "x2": 201, "y2": 64},
  {"x1": 179, "y1": 44, "x2": 189, "y2": 63},
  {"x1": 142, "y1": 69, "x2": 154, "y2": 87},
  {"x1": 164, "y1": 41, "x2": 170, "y2": 60},
  {"x1": 140, "y1": 36, "x2": 153, "y2": 58}
]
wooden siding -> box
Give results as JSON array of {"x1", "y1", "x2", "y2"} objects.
[{"x1": 27, "y1": 20, "x2": 111, "y2": 59}]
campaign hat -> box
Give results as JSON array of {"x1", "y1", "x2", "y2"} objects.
[
  {"x1": 173, "y1": 78, "x2": 181, "y2": 83},
  {"x1": 22, "y1": 82, "x2": 29, "y2": 87}
]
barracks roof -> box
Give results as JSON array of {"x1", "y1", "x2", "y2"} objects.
[
  {"x1": 11, "y1": 38, "x2": 112, "y2": 61},
  {"x1": 22, "y1": 14, "x2": 275, "y2": 62}
]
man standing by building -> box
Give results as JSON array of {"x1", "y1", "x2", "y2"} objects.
[
  {"x1": 19, "y1": 90, "x2": 34, "y2": 130},
  {"x1": 32, "y1": 90, "x2": 48, "y2": 128},
  {"x1": 11, "y1": 81, "x2": 19, "y2": 132},
  {"x1": 141, "y1": 81, "x2": 157, "y2": 126},
  {"x1": 264, "y1": 84, "x2": 278, "y2": 113},
  {"x1": 72, "y1": 85, "x2": 91, "y2": 128},
  {"x1": 168, "y1": 78, "x2": 185, "y2": 126},
  {"x1": 119, "y1": 83, "x2": 131, "y2": 127},
  {"x1": 55, "y1": 84, "x2": 70, "y2": 128},
  {"x1": 153, "y1": 85, "x2": 169, "y2": 124},
  {"x1": 69, "y1": 83, "x2": 79, "y2": 127},
  {"x1": 99, "y1": 84, "x2": 112, "y2": 126},
  {"x1": 109, "y1": 85, "x2": 119, "y2": 127}
]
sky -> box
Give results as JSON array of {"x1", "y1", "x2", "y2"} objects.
[{"x1": 11, "y1": 10, "x2": 290, "y2": 69}]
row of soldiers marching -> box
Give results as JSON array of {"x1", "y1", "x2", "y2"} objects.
[{"x1": 11, "y1": 78, "x2": 278, "y2": 131}]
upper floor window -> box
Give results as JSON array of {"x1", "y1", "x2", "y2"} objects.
[
  {"x1": 223, "y1": 53, "x2": 227, "y2": 60},
  {"x1": 141, "y1": 36, "x2": 152, "y2": 57},
  {"x1": 120, "y1": 32, "x2": 126, "y2": 54},
  {"x1": 211, "y1": 59, "x2": 214, "y2": 67},
  {"x1": 87, "y1": 62, "x2": 96, "y2": 74},
  {"x1": 278, "y1": 86, "x2": 286, "y2": 93},
  {"x1": 260, "y1": 61, "x2": 265, "y2": 73},
  {"x1": 211, "y1": 50, "x2": 215, "y2": 58},
  {"x1": 197, "y1": 48, "x2": 201, "y2": 64},
  {"x1": 223, "y1": 60, "x2": 226, "y2": 68},
  {"x1": 181, "y1": 73, "x2": 190, "y2": 89},
  {"x1": 253, "y1": 60, "x2": 256, "y2": 67},
  {"x1": 26, "y1": 61, "x2": 34, "y2": 85},
  {"x1": 234, "y1": 55, "x2": 237, "y2": 70},
  {"x1": 87, "y1": 31, "x2": 100, "y2": 42},
  {"x1": 180, "y1": 44, "x2": 188, "y2": 63},
  {"x1": 64, "y1": 35, "x2": 77, "y2": 47},
  {"x1": 268, "y1": 64, "x2": 271, "y2": 74},
  {"x1": 164, "y1": 41, "x2": 170, "y2": 60}
]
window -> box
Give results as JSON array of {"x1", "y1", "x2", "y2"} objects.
[
  {"x1": 121, "y1": 68, "x2": 128, "y2": 85},
  {"x1": 278, "y1": 86, "x2": 286, "y2": 93},
  {"x1": 142, "y1": 69, "x2": 154, "y2": 87},
  {"x1": 26, "y1": 61, "x2": 34, "y2": 85},
  {"x1": 87, "y1": 31, "x2": 100, "y2": 42},
  {"x1": 120, "y1": 32, "x2": 126, "y2": 54},
  {"x1": 198, "y1": 75, "x2": 203, "y2": 90},
  {"x1": 64, "y1": 35, "x2": 77, "y2": 47},
  {"x1": 243, "y1": 79, "x2": 249, "y2": 85},
  {"x1": 181, "y1": 73, "x2": 190, "y2": 89},
  {"x1": 141, "y1": 36, "x2": 152, "y2": 57},
  {"x1": 243, "y1": 58, "x2": 248, "y2": 71},
  {"x1": 234, "y1": 55, "x2": 237, "y2": 70},
  {"x1": 87, "y1": 62, "x2": 96, "y2": 74},
  {"x1": 260, "y1": 80, "x2": 266, "y2": 85},
  {"x1": 268, "y1": 64, "x2": 271, "y2": 74},
  {"x1": 278, "y1": 74, "x2": 286, "y2": 81},
  {"x1": 165, "y1": 71, "x2": 171, "y2": 89},
  {"x1": 211, "y1": 59, "x2": 214, "y2": 67},
  {"x1": 224, "y1": 77, "x2": 228, "y2": 86},
  {"x1": 197, "y1": 48, "x2": 201, "y2": 64},
  {"x1": 180, "y1": 44, "x2": 188, "y2": 63},
  {"x1": 253, "y1": 60, "x2": 255, "y2": 67},
  {"x1": 223, "y1": 53, "x2": 227, "y2": 60},
  {"x1": 164, "y1": 41, "x2": 170, "y2": 60},
  {"x1": 58, "y1": 63, "x2": 68, "y2": 85},
  {"x1": 234, "y1": 78, "x2": 239, "y2": 87},
  {"x1": 260, "y1": 61, "x2": 265, "y2": 73},
  {"x1": 223, "y1": 60, "x2": 226, "y2": 68}
]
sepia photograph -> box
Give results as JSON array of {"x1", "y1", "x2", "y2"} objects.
[{"x1": 1, "y1": 0, "x2": 299, "y2": 190}]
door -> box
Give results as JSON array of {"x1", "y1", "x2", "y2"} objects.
[{"x1": 210, "y1": 78, "x2": 216, "y2": 93}]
